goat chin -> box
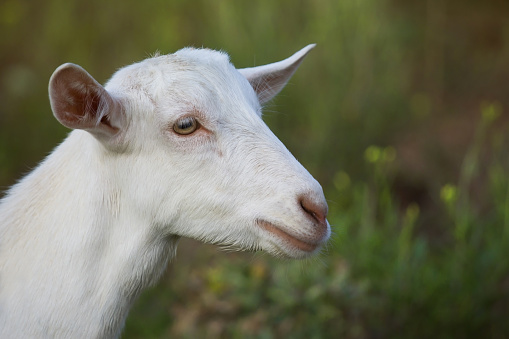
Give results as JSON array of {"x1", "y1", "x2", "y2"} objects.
[{"x1": 0, "y1": 44, "x2": 329, "y2": 338}]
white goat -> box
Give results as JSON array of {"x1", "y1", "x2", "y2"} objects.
[{"x1": 0, "y1": 45, "x2": 330, "y2": 338}]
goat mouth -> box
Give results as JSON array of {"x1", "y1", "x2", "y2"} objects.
[{"x1": 256, "y1": 219, "x2": 318, "y2": 253}]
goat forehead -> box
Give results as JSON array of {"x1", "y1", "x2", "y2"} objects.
[
  {"x1": 106, "y1": 48, "x2": 260, "y2": 123},
  {"x1": 111, "y1": 48, "x2": 236, "y2": 90},
  {"x1": 173, "y1": 47, "x2": 231, "y2": 66}
]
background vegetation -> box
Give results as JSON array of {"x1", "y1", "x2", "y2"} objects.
[{"x1": 1, "y1": 0, "x2": 509, "y2": 337}]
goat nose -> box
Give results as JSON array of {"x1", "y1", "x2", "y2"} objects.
[{"x1": 299, "y1": 194, "x2": 328, "y2": 227}]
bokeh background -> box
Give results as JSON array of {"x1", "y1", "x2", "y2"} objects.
[{"x1": 1, "y1": 0, "x2": 509, "y2": 338}]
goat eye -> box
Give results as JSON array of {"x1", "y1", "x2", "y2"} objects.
[{"x1": 173, "y1": 117, "x2": 198, "y2": 135}]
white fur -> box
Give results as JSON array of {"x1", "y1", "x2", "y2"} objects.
[{"x1": 0, "y1": 45, "x2": 330, "y2": 338}]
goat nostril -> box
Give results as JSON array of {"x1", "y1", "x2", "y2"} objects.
[{"x1": 299, "y1": 195, "x2": 328, "y2": 226}]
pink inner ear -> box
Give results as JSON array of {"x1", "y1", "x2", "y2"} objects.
[
  {"x1": 65, "y1": 83, "x2": 102, "y2": 125},
  {"x1": 49, "y1": 63, "x2": 120, "y2": 135},
  {"x1": 249, "y1": 70, "x2": 289, "y2": 104}
]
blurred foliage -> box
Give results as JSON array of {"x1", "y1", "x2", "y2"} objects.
[{"x1": 1, "y1": 0, "x2": 509, "y2": 338}]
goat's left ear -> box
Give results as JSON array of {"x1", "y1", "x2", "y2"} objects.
[
  {"x1": 49, "y1": 63, "x2": 125, "y2": 139},
  {"x1": 238, "y1": 44, "x2": 315, "y2": 104}
]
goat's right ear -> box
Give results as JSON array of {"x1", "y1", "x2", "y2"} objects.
[{"x1": 49, "y1": 63, "x2": 125, "y2": 138}]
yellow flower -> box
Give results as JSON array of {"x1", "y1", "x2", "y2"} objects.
[
  {"x1": 364, "y1": 146, "x2": 382, "y2": 163},
  {"x1": 364, "y1": 145, "x2": 396, "y2": 164},
  {"x1": 481, "y1": 102, "x2": 501, "y2": 124},
  {"x1": 440, "y1": 184, "x2": 457, "y2": 205}
]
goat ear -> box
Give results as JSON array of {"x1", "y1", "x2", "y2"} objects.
[
  {"x1": 238, "y1": 44, "x2": 315, "y2": 104},
  {"x1": 49, "y1": 63, "x2": 124, "y2": 138}
]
